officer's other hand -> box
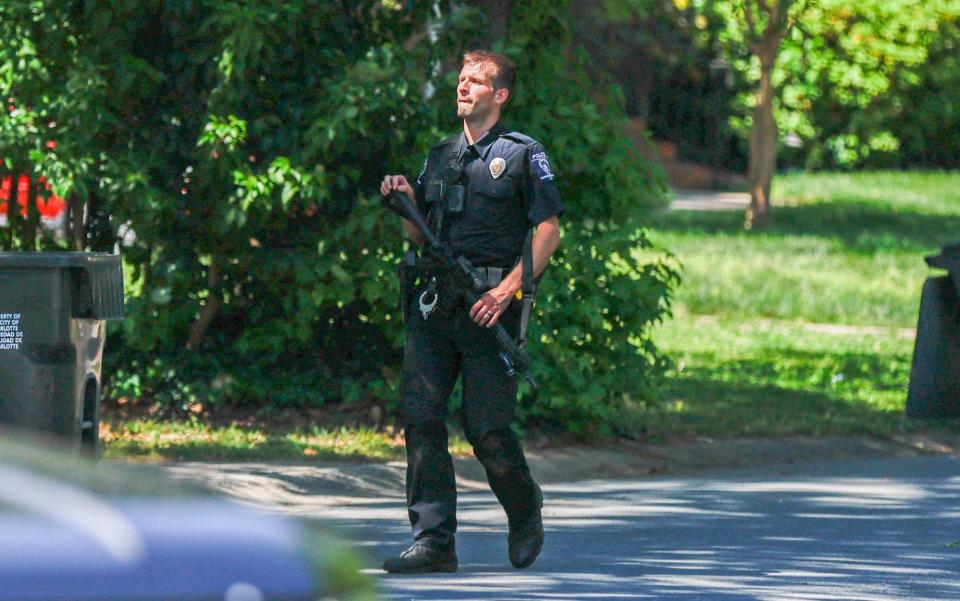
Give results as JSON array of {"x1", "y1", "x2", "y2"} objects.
[
  {"x1": 469, "y1": 288, "x2": 513, "y2": 328},
  {"x1": 380, "y1": 175, "x2": 414, "y2": 202}
]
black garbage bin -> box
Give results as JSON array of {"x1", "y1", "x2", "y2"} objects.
[
  {"x1": 0, "y1": 252, "x2": 124, "y2": 455},
  {"x1": 906, "y1": 242, "x2": 960, "y2": 418}
]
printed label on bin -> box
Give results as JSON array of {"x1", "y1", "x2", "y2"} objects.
[{"x1": 0, "y1": 313, "x2": 22, "y2": 350}]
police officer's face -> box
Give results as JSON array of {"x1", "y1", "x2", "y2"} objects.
[{"x1": 456, "y1": 62, "x2": 504, "y2": 121}]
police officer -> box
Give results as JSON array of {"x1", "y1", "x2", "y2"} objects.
[{"x1": 379, "y1": 50, "x2": 563, "y2": 573}]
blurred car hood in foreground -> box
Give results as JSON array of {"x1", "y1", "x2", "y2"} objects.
[{"x1": 0, "y1": 430, "x2": 375, "y2": 601}]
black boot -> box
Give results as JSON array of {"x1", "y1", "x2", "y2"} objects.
[
  {"x1": 383, "y1": 542, "x2": 458, "y2": 574},
  {"x1": 508, "y1": 486, "x2": 544, "y2": 569}
]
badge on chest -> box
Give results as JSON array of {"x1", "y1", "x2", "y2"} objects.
[{"x1": 489, "y1": 157, "x2": 506, "y2": 179}]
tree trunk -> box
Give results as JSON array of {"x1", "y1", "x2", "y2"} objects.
[
  {"x1": 186, "y1": 257, "x2": 223, "y2": 352},
  {"x1": 746, "y1": 51, "x2": 778, "y2": 230}
]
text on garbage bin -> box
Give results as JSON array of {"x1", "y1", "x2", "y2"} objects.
[{"x1": 0, "y1": 313, "x2": 22, "y2": 350}]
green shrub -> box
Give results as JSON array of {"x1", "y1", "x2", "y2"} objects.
[{"x1": 1, "y1": 1, "x2": 676, "y2": 434}]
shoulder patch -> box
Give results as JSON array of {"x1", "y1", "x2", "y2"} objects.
[{"x1": 529, "y1": 145, "x2": 555, "y2": 181}]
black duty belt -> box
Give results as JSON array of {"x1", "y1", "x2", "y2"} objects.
[
  {"x1": 474, "y1": 266, "x2": 505, "y2": 289},
  {"x1": 415, "y1": 264, "x2": 506, "y2": 320}
]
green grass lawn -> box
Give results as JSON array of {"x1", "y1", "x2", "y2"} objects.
[
  {"x1": 104, "y1": 170, "x2": 959, "y2": 460},
  {"x1": 643, "y1": 170, "x2": 960, "y2": 440},
  {"x1": 102, "y1": 418, "x2": 474, "y2": 462}
]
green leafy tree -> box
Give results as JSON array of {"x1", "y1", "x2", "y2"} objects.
[
  {"x1": 695, "y1": 0, "x2": 960, "y2": 186},
  {"x1": 693, "y1": 0, "x2": 810, "y2": 228},
  {"x1": 778, "y1": 0, "x2": 960, "y2": 168},
  {"x1": 892, "y1": 10, "x2": 960, "y2": 166},
  {"x1": 0, "y1": 1, "x2": 677, "y2": 435},
  {"x1": 0, "y1": 1, "x2": 102, "y2": 250}
]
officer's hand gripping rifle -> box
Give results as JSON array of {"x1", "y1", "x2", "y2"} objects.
[{"x1": 382, "y1": 191, "x2": 539, "y2": 390}]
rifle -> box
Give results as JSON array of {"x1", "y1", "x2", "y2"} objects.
[{"x1": 382, "y1": 191, "x2": 539, "y2": 390}]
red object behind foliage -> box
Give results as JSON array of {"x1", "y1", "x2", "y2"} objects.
[{"x1": 0, "y1": 175, "x2": 66, "y2": 220}]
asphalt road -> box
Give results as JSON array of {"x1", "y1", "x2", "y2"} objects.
[
  {"x1": 166, "y1": 454, "x2": 960, "y2": 600},
  {"x1": 355, "y1": 456, "x2": 960, "y2": 600}
]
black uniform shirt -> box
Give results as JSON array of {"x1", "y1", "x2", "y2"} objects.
[{"x1": 414, "y1": 122, "x2": 565, "y2": 269}]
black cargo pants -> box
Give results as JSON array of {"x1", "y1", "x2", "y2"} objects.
[{"x1": 399, "y1": 284, "x2": 540, "y2": 550}]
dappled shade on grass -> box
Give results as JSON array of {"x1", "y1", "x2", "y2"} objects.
[
  {"x1": 652, "y1": 201, "x2": 960, "y2": 256},
  {"x1": 646, "y1": 177, "x2": 960, "y2": 443},
  {"x1": 653, "y1": 351, "x2": 910, "y2": 439},
  {"x1": 101, "y1": 420, "x2": 475, "y2": 462},
  {"x1": 647, "y1": 172, "x2": 960, "y2": 328}
]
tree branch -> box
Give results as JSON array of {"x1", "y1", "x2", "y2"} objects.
[
  {"x1": 743, "y1": 0, "x2": 760, "y2": 39},
  {"x1": 773, "y1": 0, "x2": 791, "y2": 39},
  {"x1": 186, "y1": 257, "x2": 223, "y2": 352},
  {"x1": 786, "y1": 0, "x2": 815, "y2": 37}
]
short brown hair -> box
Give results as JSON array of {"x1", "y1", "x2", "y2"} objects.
[{"x1": 463, "y1": 50, "x2": 516, "y2": 93}]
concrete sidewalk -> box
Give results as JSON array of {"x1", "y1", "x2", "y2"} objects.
[
  {"x1": 670, "y1": 188, "x2": 750, "y2": 211},
  {"x1": 160, "y1": 434, "x2": 953, "y2": 510}
]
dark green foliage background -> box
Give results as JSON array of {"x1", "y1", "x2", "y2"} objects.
[{"x1": 0, "y1": 1, "x2": 676, "y2": 434}]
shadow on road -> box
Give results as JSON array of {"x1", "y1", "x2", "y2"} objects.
[
  {"x1": 167, "y1": 455, "x2": 960, "y2": 600},
  {"x1": 376, "y1": 458, "x2": 960, "y2": 599}
]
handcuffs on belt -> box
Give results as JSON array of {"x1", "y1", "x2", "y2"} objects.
[{"x1": 418, "y1": 277, "x2": 439, "y2": 320}]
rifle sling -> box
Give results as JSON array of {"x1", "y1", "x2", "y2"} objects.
[{"x1": 518, "y1": 229, "x2": 536, "y2": 347}]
